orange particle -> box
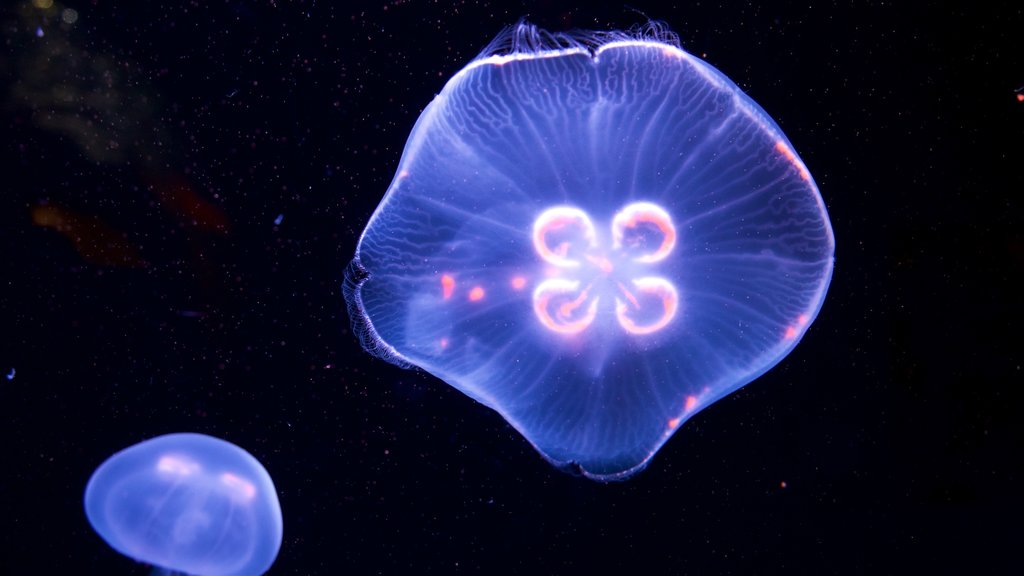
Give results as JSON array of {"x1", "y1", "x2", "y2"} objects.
[
  {"x1": 785, "y1": 314, "x2": 809, "y2": 339},
  {"x1": 774, "y1": 140, "x2": 811, "y2": 181},
  {"x1": 468, "y1": 286, "x2": 485, "y2": 301},
  {"x1": 1017, "y1": 93, "x2": 1024, "y2": 102},
  {"x1": 775, "y1": 140, "x2": 795, "y2": 161},
  {"x1": 684, "y1": 395, "x2": 698, "y2": 412},
  {"x1": 511, "y1": 276, "x2": 527, "y2": 290},
  {"x1": 441, "y1": 274, "x2": 455, "y2": 299},
  {"x1": 667, "y1": 417, "x2": 681, "y2": 429}
]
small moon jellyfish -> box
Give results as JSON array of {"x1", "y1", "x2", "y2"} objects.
[
  {"x1": 344, "y1": 23, "x2": 835, "y2": 480},
  {"x1": 84, "y1": 433, "x2": 283, "y2": 575}
]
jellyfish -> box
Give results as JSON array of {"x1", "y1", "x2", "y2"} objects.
[
  {"x1": 84, "y1": 433, "x2": 283, "y2": 575},
  {"x1": 344, "y1": 23, "x2": 835, "y2": 480}
]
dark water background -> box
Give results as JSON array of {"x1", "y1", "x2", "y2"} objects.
[{"x1": 1, "y1": 1, "x2": 1020, "y2": 573}]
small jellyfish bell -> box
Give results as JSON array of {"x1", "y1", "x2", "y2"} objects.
[
  {"x1": 345, "y1": 22, "x2": 835, "y2": 480},
  {"x1": 84, "y1": 433, "x2": 283, "y2": 575}
]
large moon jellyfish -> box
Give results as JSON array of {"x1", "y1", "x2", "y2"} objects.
[
  {"x1": 344, "y1": 23, "x2": 835, "y2": 480},
  {"x1": 84, "y1": 433, "x2": 283, "y2": 575}
]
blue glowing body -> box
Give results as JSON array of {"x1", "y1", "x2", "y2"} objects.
[
  {"x1": 84, "y1": 433, "x2": 283, "y2": 575},
  {"x1": 345, "y1": 25, "x2": 835, "y2": 479}
]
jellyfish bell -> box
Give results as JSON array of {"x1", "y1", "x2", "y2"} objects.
[
  {"x1": 344, "y1": 22, "x2": 835, "y2": 480},
  {"x1": 84, "y1": 433, "x2": 283, "y2": 575}
]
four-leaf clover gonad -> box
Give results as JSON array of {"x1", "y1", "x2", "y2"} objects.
[{"x1": 531, "y1": 202, "x2": 679, "y2": 336}]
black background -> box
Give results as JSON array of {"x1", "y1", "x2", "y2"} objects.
[{"x1": 1, "y1": 1, "x2": 1020, "y2": 574}]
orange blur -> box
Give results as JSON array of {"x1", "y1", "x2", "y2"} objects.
[
  {"x1": 684, "y1": 395, "x2": 698, "y2": 411},
  {"x1": 774, "y1": 141, "x2": 811, "y2": 182},
  {"x1": 784, "y1": 313, "x2": 810, "y2": 339},
  {"x1": 441, "y1": 274, "x2": 455, "y2": 299},
  {"x1": 32, "y1": 204, "x2": 146, "y2": 267},
  {"x1": 144, "y1": 172, "x2": 229, "y2": 232}
]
